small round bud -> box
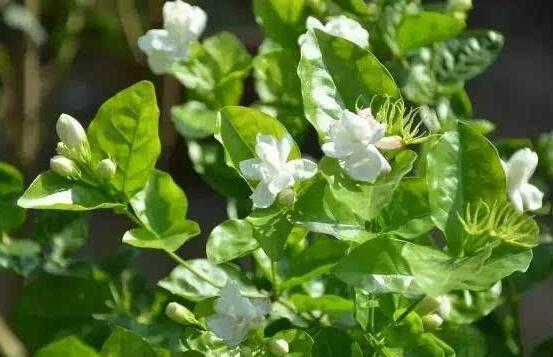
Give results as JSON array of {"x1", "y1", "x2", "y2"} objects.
[
  {"x1": 422, "y1": 313, "x2": 444, "y2": 330},
  {"x1": 56, "y1": 114, "x2": 88, "y2": 150},
  {"x1": 375, "y1": 135, "x2": 404, "y2": 151},
  {"x1": 50, "y1": 155, "x2": 80, "y2": 178},
  {"x1": 97, "y1": 159, "x2": 117, "y2": 180},
  {"x1": 269, "y1": 339, "x2": 289, "y2": 356},
  {"x1": 277, "y1": 188, "x2": 296, "y2": 207}
]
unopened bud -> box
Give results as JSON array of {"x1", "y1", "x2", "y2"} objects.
[
  {"x1": 269, "y1": 339, "x2": 289, "y2": 356},
  {"x1": 277, "y1": 188, "x2": 296, "y2": 207},
  {"x1": 56, "y1": 114, "x2": 88, "y2": 150},
  {"x1": 375, "y1": 135, "x2": 404, "y2": 150},
  {"x1": 50, "y1": 155, "x2": 80, "y2": 178},
  {"x1": 165, "y1": 302, "x2": 200, "y2": 327},
  {"x1": 97, "y1": 159, "x2": 117, "y2": 180},
  {"x1": 56, "y1": 142, "x2": 72, "y2": 157},
  {"x1": 422, "y1": 313, "x2": 444, "y2": 330}
]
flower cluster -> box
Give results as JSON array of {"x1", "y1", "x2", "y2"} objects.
[{"x1": 138, "y1": 0, "x2": 207, "y2": 75}]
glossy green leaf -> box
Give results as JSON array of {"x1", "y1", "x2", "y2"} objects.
[
  {"x1": 158, "y1": 259, "x2": 262, "y2": 302},
  {"x1": 291, "y1": 294, "x2": 353, "y2": 314},
  {"x1": 88, "y1": 81, "x2": 160, "y2": 198},
  {"x1": 18, "y1": 171, "x2": 122, "y2": 211},
  {"x1": 253, "y1": 0, "x2": 307, "y2": 48},
  {"x1": 445, "y1": 282, "x2": 503, "y2": 324},
  {"x1": 217, "y1": 106, "x2": 300, "y2": 174},
  {"x1": 100, "y1": 327, "x2": 157, "y2": 357},
  {"x1": 126, "y1": 170, "x2": 199, "y2": 252},
  {"x1": 172, "y1": 101, "x2": 217, "y2": 139},
  {"x1": 172, "y1": 32, "x2": 251, "y2": 108},
  {"x1": 35, "y1": 336, "x2": 99, "y2": 357},
  {"x1": 298, "y1": 29, "x2": 400, "y2": 136},
  {"x1": 426, "y1": 122, "x2": 506, "y2": 255},
  {"x1": 0, "y1": 162, "x2": 26, "y2": 233},
  {"x1": 321, "y1": 150, "x2": 417, "y2": 222},
  {"x1": 207, "y1": 219, "x2": 259, "y2": 264},
  {"x1": 396, "y1": 12, "x2": 465, "y2": 55},
  {"x1": 247, "y1": 208, "x2": 297, "y2": 261},
  {"x1": 271, "y1": 329, "x2": 314, "y2": 356},
  {"x1": 0, "y1": 239, "x2": 41, "y2": 276},
  {"x1": 16, "y1": 274, "x2": 111, "y2": 350}
]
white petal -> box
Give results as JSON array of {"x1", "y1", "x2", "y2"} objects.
[
  {"x1": 206, "y1": 315, "x2": 247, "y2": 346},
  {"x1": 519, "y1": 183, "x2": 544, "y2": 212},
  {"x1": 277, "y1": 135, "x2": 294, "y2": 163},
  {"x1": 239, "y1": 159, "x2": 263, "y2": 180},
  {"x1": 306, "y1": 16, "x2": 324, "y2": 31},
  {"x1": 255, "y1": 134, "x2": 280, "y2": 166},
  {"x1": 505, "y1": 148, "x2": 538, "y2": 188},
  {"x1": 287, "y1": 159, "x2": 318, "y2": 180},
  {"x1": 321, "y1": 142, "x2": 339, "y2": 158},
  {"x1": 267, "y1": 173, "x2": 294, "y2": 195},
  {"x1": 251, "y1": 182, "x2": 277, "y2": 208},
  {"x1": 508, "y1": 189, "x2": 524, "y2": 213},
  {"x1": 342, "y1": 145, "x2": 389, "y2": 182}
]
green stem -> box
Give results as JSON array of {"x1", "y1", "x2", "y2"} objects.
[
  {"x1": 166, "y1": 251, "x2": 222, "y2": 289},
  {"x1": 506, "y1": 279, "x2": 524, "y2": 355}
]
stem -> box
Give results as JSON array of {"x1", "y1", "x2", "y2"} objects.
[
  {"x1": 275, "y1": 298, "x2": 314, "y2": 326},
  {"x1": 270, "y1": 260, "x2": 279, "y2": 296},
  {"x1": 506, "y1": 279, "x2": 523, "y2": 355},
  {"x1": 166, "y1": 251, "x2": 222, "y2": 289}
]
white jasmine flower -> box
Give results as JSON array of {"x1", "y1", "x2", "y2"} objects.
[
  {"x1": 322, "y1": 109, "x2": 391, "y2": 182},
  {"x1": 502, "y1": 148, "x2": 544, "y2": 212},
  {"x1": 50, "y1": 155, "x2": 80, "y2": 179},
  {"x1": 300, "y1": 15, "x2": 369, "y2": 48},
  {"x1": 138, "y1": 0, "x2": 207, "y2": 74},
  {"x1": 239, "y1": 134, "x2": 318, "y2": 209},
  {"x1": 206, "y1": 280, "x2": 269, "y2": 347},
  {"x1": 56, "y1": 114, "x2": 88, "y2": 150}
]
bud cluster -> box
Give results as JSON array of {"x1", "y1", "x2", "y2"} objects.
[{"x1": 50, "y1": 114, "x2": 116, "y2": 182}]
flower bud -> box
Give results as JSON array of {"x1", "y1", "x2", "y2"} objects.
[
  {"x1": 277, "y1": 188, "x2": 296, "y2": 207},
  {"x1": 56, "y1": 142, "x2": 72, "y2": 157},
  {"x1": 97, "y1": 159, "x2": 117, "y2": 180},
  {"x1": 56, "y1": 114, "x2": 88, "y2": 150},
  {"x1": 422, "y1": 313, "x2": 444, "y2": 330},
  {"x1": 375, "y1": 135, "x2": 404, "y2": 151},
  {"x1": 165, "y1": 302, "x2": 199, "y2": 326},
  {"x1": 269, "y1": 339, "x2": 289, "y2": 356},
  {"x1": 50, "y1": 155, "x2": 80, "y2": 178}
]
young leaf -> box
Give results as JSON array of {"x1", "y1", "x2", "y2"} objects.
[
  {"x1": 426, "y1": 122, "x2": 506, "y2": 255},
  {"x1": 87, "y1": 81, "x2": 161, "y2": 199},
  {"x1": 172, "y1": 101, "x2": 217, "y2": 139},
  {"x1": 298, "y1": 29, "x2": 400, "y2": 136},
  {"x1": 125, "y1": 170, "x2": 199, "y2": 252},
  {"x1": 247, "y1": 207, "x2": 296, "y2": 261},
  {"x1": 253, "y1": 0, "x2": 307, "y2": 48},
  {"x1": 396, "y1": 12, "x2": 465, "y2": 55},
  {"x1": 206, "y1": 219, "x2": 259, "y2": 264},
  {"x1": 35, "y1": 336, "x2": 99, "y2": 357},
  {"x1": 291, "y1": 294, "x2": 353, "y2": 314},
  {"x1": 18, "y1": 171, "x2": 122, "y2": 211},
  {"x1": 100, "y1": 327, "x2": 157, "y2": 357},
  {"x1": 217, "y1": 106, "x2": 300, "y2": 173},
  {"x1": 0, "y1": 162, "x2": 26, "y2": 233}
]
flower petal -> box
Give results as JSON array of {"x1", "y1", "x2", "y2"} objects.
[
  {"x1": 342, "y1": 145, "x2": 389, "y2": 182},
  {"x1": 239, "y1": 159, "x2": 263, "y2": 180},
  {"x1": 267, "y1": 174, "x2": 294, "y2": 195},
  {"x1": 508, "y1": 189, "x2": 524, "y2": 213},
  {"x1": 505, "y1": 148, "x2": 538, "y2": 188},
  {"x1": 519, "y1": 183, "x2": 544, "y2": 212},
  {"x1": 287, "y1": 159, "x2": 318, "y2": 180},
  {"x1": 255, "y1": 134, "x2": 280, "y2": 166},
  {"x1": 277, "y1": 135, "x2": 294, "y2": 163},
  {"x1": 251, "y1": 182, "x2": 277, "y2": 208}
]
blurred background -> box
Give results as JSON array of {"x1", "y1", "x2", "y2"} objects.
[{"x1": 0, "y1": 0, "x2": 551, "y2": 355}]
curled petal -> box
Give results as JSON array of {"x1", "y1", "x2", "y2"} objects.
[
  {"x1": 519, "y1": 183, "x2": 544, "y2": 212},
  {"x1": 277, "y1": 135, "x2": 294, "y2": 163},
  {"x1": 342, "y1": 145, "x2": 390, "y2": 182},
  {"x1": 251, "y1": 182, "x2": 277, "y2": 209},
  {"x1": 239, "y1": 159, "x2": 263, "y2": 181},
  {"x1": 287, "y1": 159, "x2": 318, "y2": 180},
  {"x1": 505, "y1": 148, "x2": 538, "y2": 188}
]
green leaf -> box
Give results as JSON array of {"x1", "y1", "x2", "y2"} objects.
[
  {"x1": 158, "y1": 259, "x2": 262, "y2": 302},
  {"x1": 173, "y1": 32, "x2": 251, "y2": 108},
  {"x1": 312, "y1": 327, "x2": 356, "y2": 357},
  {"x1": 253, "y1": 0, "x2": 307, "y2": 48},
  {"x1": 0, "y1": 239, "x2": 41, "y2": 276},
  {"x1": 18, "y1": 171, "x2": 122, "y2": 211},
  {"x1": 87, "y1": 81, "x2": 160, "y2": 198},
  {"x1": 396, "y1": 12, "x2": 465, "y2": 55},
  {"x1": 426, "y1": 122, "x2": 506, "y2": 255},
  {"x1": 436, "y1": 324, "x2": 487, "y2": 357},
  {"x1": 172, "y1": 101, "x2": 217, "y2": 139},
  {"x1": 445, "y1": 283, "x2": 503, "y2": 324},
  {"x1": 247, "y1": 208, "x2": 296, "y2": 261},
  {"x1": 272, "y1": 329, "x2": 314, "y2": 356},
  {"x1": 281, "y1": 235, "x2": 348, "y2": 290},
  {"x1": 291, "y1": 294, "x2": 353, "y2": 314},
  {"x1": 206, "y1": 219, "x2": 259, "y2": 264},
  {"x1": 101, "y1": 327, "x2": 157, "y2": 357},
  {"x1": 298, "y1": 29, "x2": 400, "y2": 136},
  {"x1": 217, "y1": 106, "x2": 300, "y2": 174},
  {"x1": 126, "y1": 170, "x2": 199, "y2": 252},
  {"x1": 253, "y1": 49, "x2": 302, "y2": 107},
  {"x1": 0, "y1": 162, "x2": 26, "y2": 233},
  {"x1": 35, "y1": 336, "x2": 99, "y2": 357},
  {"x1": 377, "y1": 178, "x2": 434, "y2": 238},
  {"x1": 321, "y1": 150, "x2": 417, "y2": 222},
  {"x1": 333, "y1": 238, "x2": 417, "y2": 295},
  {"x1": 16, "y1": 274, "x2": 111, "y2": 350}
]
